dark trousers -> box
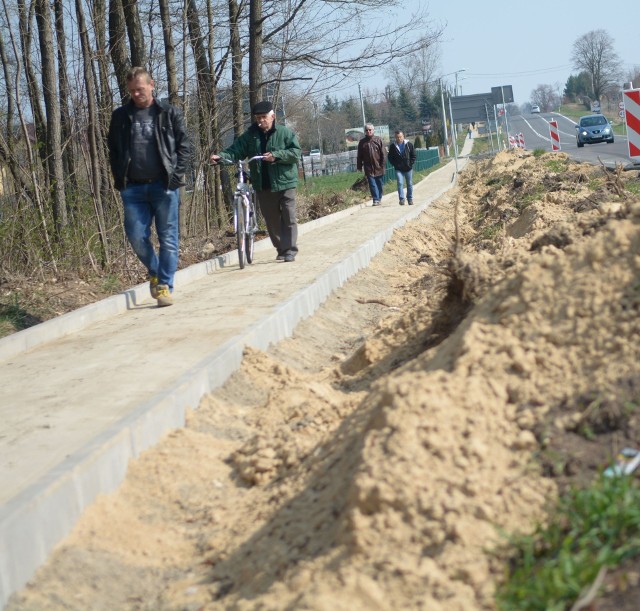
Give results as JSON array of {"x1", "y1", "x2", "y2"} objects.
[{"x1": 256, "y1": 188, "x2": 298, "y2": 256}]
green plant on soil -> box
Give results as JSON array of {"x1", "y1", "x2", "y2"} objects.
[{"x1": 497, "y1": 474, "x2": 640, "y2": 611}]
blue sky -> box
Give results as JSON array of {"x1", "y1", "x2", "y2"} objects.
[{"x1": 355, "y1": 0, "x2": 637, "y2": 105}]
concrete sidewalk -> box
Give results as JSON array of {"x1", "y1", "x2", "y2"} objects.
[{"x1": 0, "y1": 139, "x2": 472, "y2": 607}]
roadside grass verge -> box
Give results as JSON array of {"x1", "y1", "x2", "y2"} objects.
[
  {"x1": 496, "y1": 474, "x2": 640, "y2": 610},
  {"x1": 298, "y1": 158, "x2": 448, "y2": 208},
  {"x1": 558, "y1": 102, "x2": 625, "y2": 136}
]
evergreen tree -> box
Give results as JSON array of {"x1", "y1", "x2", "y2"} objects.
[
  {"x1": 397, "y1": 86, "x2": 418, "y2": 125},
  {"x1": 323, "y1": 95, "x2": 339, "y2": 113}
]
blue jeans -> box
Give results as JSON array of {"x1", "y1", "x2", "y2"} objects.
[
  {"x1": 396, "y1": 169, "x2": 413, "y2": 201},
  {"x1": 366, "y1": 174, "x2": 384, "y2": 202},
  {"x1": 121, "y1": 181, "x2": 180, "y2": 291}
]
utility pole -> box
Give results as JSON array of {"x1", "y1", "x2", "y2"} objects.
[
  {"x1": 357, "y1": 82, "x2": 366, "y2": 131},
  {"x1": 440, "y1": 79, "x2": 449, "y2": 157}
]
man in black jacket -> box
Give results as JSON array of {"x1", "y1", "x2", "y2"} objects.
[
  {"x1": 387, "y1": 130, "x2": 416, "y2": 205},
  {"x1": 107, "y1": 67, "x2": 191, "y2": 307}
]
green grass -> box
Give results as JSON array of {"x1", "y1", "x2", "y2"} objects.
[
  {"x1": 626, "y1": 181, "x2": 640, "y2": 195},
  {"x1": 298, "y1": 171, "x2": 363, "y2": 197},
  {"x1": 497, "y1": 474, "x2": 640, "y2": 610},
  {"x1": 545, "y1": 158, "x2": 568, "y2": 173},
  {"x1": 559, "y1": 103, "x2": 626, "y2": 135},
  {"x1": 471, "y1": 136, "x2": 493, "y2": 155},
  {"x1": 0, "y1": 295, "x2": 32, "y2": 334}
]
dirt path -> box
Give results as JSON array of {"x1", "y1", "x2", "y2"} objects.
[{"x1": 8, "y1": 150, "x2": 640, "y2": 610}]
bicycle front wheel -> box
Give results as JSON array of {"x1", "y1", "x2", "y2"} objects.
[
  {"x1": 235, "y1": 195, "x2": 246, "y2": 269},
  {"x1": 245, "y1": 202, "x2": 256, "y2": 264}
]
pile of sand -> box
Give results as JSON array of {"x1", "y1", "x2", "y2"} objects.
[{"x1": 8, "y1": 150, "x2": 640, "y2": 610}]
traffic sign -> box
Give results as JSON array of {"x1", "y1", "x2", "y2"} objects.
[
  {"x1": 619, "y1": 101, "x2": 625, "y2": 110},
  {"x1": 620, "y1": 110, "x2": 625, "y2": 118}
]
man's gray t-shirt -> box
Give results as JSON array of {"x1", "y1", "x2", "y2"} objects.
[{"x1": 128, "y1": 105, "x2": 164, "y2": 183}]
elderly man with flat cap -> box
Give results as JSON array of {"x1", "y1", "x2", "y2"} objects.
[{"x1": 210, "y1": 100, "x2": 302, "y2": 262}]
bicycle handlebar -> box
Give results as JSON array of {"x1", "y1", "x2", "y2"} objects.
[{"x1": 211, "y1": 155, "x2": 265, "y2": 166}]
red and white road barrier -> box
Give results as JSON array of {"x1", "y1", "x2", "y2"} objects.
[
  {"x1": 549, "y1": 120, "x2": 560, "y2": 151},
  {"x1": 623, "y1": 88, "x2": 640, "y2": 164},
  {"x1": 508, "y1": 134, "x2": 525, "y2": 149}
]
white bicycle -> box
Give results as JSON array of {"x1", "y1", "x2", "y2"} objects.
[{"x1": 217, "y1": 155, "x2": 264, "y2": 269}]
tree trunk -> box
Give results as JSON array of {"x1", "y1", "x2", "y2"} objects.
[
  {"x1": 108, "y1": 0, "x2": 130, "y2": 103},
  {"x1": 76, "y1": 0, "x2": 109, "y2": 266},
  {"x1": 17, "y1": 0, "x2": 48, "y2": 177},
  {"x1": 158, "y1": 0, "x2": 179, "y2": 106},
  {"x1": 229, "y1": 0, "x2": 244, "y2": 137},
  {"x1": 35, "y1": 0, "x2": 67, "y2": 234},
  {"x1": 53, "y1": 0, "x2": 78, "y2": 218},
  {"x1": 249, "y1": 0, "x2": 263, "y2": 108},
  {"x1": 122, "y1": 0, "x2": 146, "y2": 69}
]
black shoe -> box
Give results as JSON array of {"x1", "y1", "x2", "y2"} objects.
[
  {"x1": 399, "y1": 199, "x2": 405, "y2": 205},
  {"x1": 284, "y1": 254, "x2": 295, "y2": 262},
  {"x1": 408, "y1": 200, "x2": 414, "y2": 205},
  {"x1": 276, "y1": 254, "x2": 285, "y2": 261}
]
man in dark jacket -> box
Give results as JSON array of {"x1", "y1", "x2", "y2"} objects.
[
  {"x1": 210, "y1": 100, "x2": 302, "y2": 262},
  {"x1": 107, "y1": 67, "x2": 191, "y2": 307},
  {"x1": 387, "y1": 130, "x2": 417, "y2": 205},
  {"x1": 357, "y1": 123, "x2": 386, "y2": 206}
]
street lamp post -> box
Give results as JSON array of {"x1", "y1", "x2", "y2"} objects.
[
  {"x1": 357, "y1": 82, "x2": 366, "y2": 131},
  {"x1": 343, "y1": 73, "x2": 367, "y2": 132},
  {"x1": 439, "y1": 79, "x2": 450, "y2": 158},
  {"x1": 312, "y1": 101, "x2": 322, "y2": 154}
]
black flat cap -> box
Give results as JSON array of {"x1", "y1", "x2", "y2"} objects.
[{"x1": 252, "y1": 100, "x2": 273, "y2": 114}]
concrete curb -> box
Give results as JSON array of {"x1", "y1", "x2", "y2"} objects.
[{"x1": 0, "y1": 204, "x2": 370, "y2": 364}]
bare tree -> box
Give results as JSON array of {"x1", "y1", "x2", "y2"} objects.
[
  {"x1": 228, "y1": 0, "x2": 244, "y2": 135},
  {"x1": 385, "y1": 40, "x2": 442, "y2": 94},
  {"x1": 530, "y1": 84, "x2": 559, "y2": 113},
  {"x1": 76, "y1": 0, "x2": 109, "y2": 266},
  {"x1": 571, "y1": 30, "x2": 622, "y2": 101},
  {"x1": 248, "y1": 0, "x2": 262, "y2": 108},
  {"x1": 122, "y1": 0, "x2": 147, "y2": 69},
  {"x1": 53, "y1": 0, "x2": 78, "y2": 206},
  {"x1": 34, "y1": 0, "x2": 66, "y2": 234},
  {"x1": 109, "y1": 0, "x2": 130, "y2": 102},
  {"x1": 158, "y1": 0, "x2": 178, "y2": 105}
]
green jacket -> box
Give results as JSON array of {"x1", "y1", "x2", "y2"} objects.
[{"x1": 220, "y1": 122, "x2": 301, "y2": 192}]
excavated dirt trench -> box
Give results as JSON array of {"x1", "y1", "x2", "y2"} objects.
[{"x1": 8, "y1": 150, "x2": 640, "y2": 610}]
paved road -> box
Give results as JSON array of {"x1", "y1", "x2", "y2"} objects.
[
  {"x1": 508, "y1": 111, "x2": 633, "y2": 167},
  {"x1": 0, "y1": 138, "x2": 472, "y2": 607}
]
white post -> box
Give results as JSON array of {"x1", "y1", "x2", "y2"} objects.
[
  {"x1": 440, "y1": 79, "x2": 449, "y2": 157},
  {"x1": 358, "y1": 82, "x2": 366, "y2": 131}
]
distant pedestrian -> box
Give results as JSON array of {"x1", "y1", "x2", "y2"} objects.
[
  {"x1": 387, "y1": 130, "x2": 416, "y2": 205},
  {"x1": 357, "y1": 123, "x2": 386, "y2": 206},
  {"x1": 210, "y1": 100, "x2": 301, "y2": 262},
  {"x1": 107, "y1": 66, "x2": 192, "y2": 307},
  {"x1": 467, "y1": 126, "x2": 472, "y2": 139}
]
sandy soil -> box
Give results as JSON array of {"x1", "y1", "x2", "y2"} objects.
[{"x1": 7, "y1": 150, "x2": 640, "y2": 610}]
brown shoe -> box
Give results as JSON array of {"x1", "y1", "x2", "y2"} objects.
[{"x1": 156, "y1": 284, "x2": 174, "y2": 307}]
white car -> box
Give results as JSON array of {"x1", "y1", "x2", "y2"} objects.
[{"x1": 531, "y1": 105, "x2": 541, "y2": 114}]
